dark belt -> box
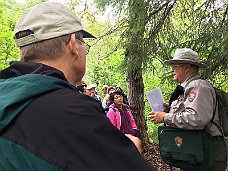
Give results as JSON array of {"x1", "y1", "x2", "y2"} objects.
[{"x1": 211, "y1": 136, "x2": 223, "y2": 141}]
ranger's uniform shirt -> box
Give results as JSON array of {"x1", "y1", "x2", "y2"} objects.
[{"x1": 164, "y1": 73, "x2": 221, "y2": 137}]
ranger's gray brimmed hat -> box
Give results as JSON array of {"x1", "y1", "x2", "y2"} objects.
[
  {"x1": 14, "y1": 2, "x2": 96, "y2": 47},
  {"x1": 164, "y1": 48, "x2": 206, "y2": 68}
]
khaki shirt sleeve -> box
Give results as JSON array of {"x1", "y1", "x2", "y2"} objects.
[{"x1": 164, "y1": 79, "x2": 216, "y2": 130}]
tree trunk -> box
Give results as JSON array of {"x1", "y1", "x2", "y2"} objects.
[
  {"x1": 124, "y1": 0, "x2": 150, "y2": 146},
  {"x1": 126, "y1": 65, "x2": 150, "y2": 145}
]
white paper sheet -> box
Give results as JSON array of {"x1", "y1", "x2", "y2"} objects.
[{"x1": 146, "y1": 87, "x2": 165, "y2": 112}]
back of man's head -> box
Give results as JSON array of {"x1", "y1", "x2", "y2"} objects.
[{"x1": 14, "y1": 2, "x2": 95, "y2": 62}]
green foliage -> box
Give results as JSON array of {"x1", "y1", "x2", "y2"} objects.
[
  {"x1": 70, "y1": 0, "x2": 129, "y2": 95},
  {"x1": 0, "y1": 0, "x2": 49, "y2": 70},
  {"x1": 0, "y1": 0, "x2": 20, "y2": 69},
  {"x1": 143, "y1": 59, "x2": 176, "y2": 142},
  {"x1": 94, "y1": 0, "x2": 126, "y2": 12},
  {"x1": 151, "y1": 0, "x2": 228, "y2": 89}
]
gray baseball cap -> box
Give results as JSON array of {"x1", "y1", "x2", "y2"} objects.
[
  {"x1": 164, "y1": 48, "x2": 206, "y2": 68},
  {"x1": 14, "y1": 2, "x2": 96, "y2": 47}
]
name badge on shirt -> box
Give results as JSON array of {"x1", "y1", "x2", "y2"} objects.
[{"x1": 188, "y1": 92, "x2": 196, "y2": 102}]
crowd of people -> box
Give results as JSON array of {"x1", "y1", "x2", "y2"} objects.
[
  {"x1": 76, "y1": 82, "x2": 128, "y2": 108},
  {"x1": 0, "y1": 1, "x2": 226, "y2": 171},
  {"x1": 76, "y1": 82, "x2": 142, "y2": 152}
]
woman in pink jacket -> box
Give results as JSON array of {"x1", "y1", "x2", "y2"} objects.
[{"x1": 106, "y1": 90, "x2": 142, "y2": 152}]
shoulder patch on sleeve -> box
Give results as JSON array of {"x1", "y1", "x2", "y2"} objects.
[{"x1": 188, "y1": 92, "x2": 196, "y2": 102}]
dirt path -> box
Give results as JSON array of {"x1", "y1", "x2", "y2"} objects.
[{"x1": 142, "y1": 143, "x2": 180, "y2": 171}]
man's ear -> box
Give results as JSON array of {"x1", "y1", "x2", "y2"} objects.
[
  {"x1": 67, "y1": 34, "x2": 79, "y2": 57},
  {"x1": 184, "y1": 64, "x2": 190, "y2": 72}
]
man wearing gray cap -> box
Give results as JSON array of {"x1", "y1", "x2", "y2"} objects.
[
  {"x1": 148, "y1": 48, "x2": 227, "y2": 170},
  {"x1": 0, "y1": 2, "x2": 156, "y2": 171}
]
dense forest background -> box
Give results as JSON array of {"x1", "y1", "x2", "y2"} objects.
[{"x1": 0, "y1": 0, "x2": 227, "y2": 145}]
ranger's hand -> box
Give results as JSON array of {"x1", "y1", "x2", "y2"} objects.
[{"x1": 148, "y1": 111, "x2": 166, "y2": 124}]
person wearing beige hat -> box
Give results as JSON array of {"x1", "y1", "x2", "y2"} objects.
[
  {"x1": 85, "y1": 83, "x2": 96, "y2": 96},
  {"x1": 0, "y1": 2, "x2": 156, "y2": 171},
  {"x1": 148, "y1": 48, "x2": 227, "y2": 171}
]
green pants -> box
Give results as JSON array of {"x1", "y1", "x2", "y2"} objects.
[{"x1": 181, "y1": 137, "x2": 227, "y2": 171}]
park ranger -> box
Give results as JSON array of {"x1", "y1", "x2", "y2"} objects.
[{"x1": 148, "y1": 48, "x2": 227, "y2": 171}]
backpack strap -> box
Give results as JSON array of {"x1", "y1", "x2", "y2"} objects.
[{"x1": 212, "y1": 92, "x2": 225, "y2": 137}]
